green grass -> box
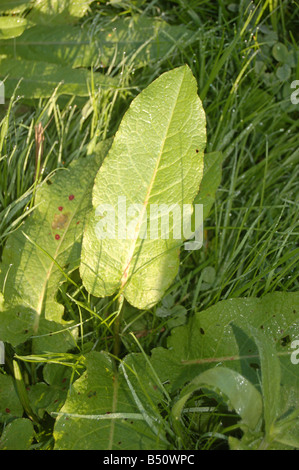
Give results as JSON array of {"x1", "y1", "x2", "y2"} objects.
[{"x1": 0, "y1": 0, "x2": 298, "y2": 450}]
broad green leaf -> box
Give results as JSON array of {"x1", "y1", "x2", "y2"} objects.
[
  {"x1": 151, "y1": 292, "x2": 299, "y2": 386},
  {"x1": 151, "y1": 292, "x2": 299, "y2": 445},
  {"x1": 27, "y1": 0, "x2": 94, "y2": 24},
  {"x1": 0, "y1": 18, "x2": 198, "y2": 68},
  {"x1": 0, "y1": 374, "x2": 23, "y2": 422},
  {"x1": 248, "y1": 326, "x2": 281, "y2": 436},
  {"x1": 0, "y1": 57, "x2": 117, "y2": 99},
  {"x1": 172, "y1": 367, "x2": 263, "y2": 434},
  {"x1": 54, "y1": 351, "x2": 168, "y2": 450},
  {"x1": 80, "y1": 65, "x2": 206, "y2": 309},
  {"x1": 0, "y1": 141, "x2": 111, "y2": 349},
  {"x1": 0, "y1": 418, "x2": 34, "y2": 450},
  {"x1": 0, "y1": 17, "x2": 29, "y2": 39}
]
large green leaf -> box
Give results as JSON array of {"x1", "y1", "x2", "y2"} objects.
[
  {"x1": 27, "y1": 0, "x2": 94, "y2": 24},
  {"x1": 0, "y1": 17, "x2": 198, "y2": 68},
  {"x1": 0, "y1": 57, "x2": 117, "y2": 99},
  {"x1": 0, "y1": 418, "x2": 34, "y2": 450},
  {"x1": 80, "y1": 65, "x2": 206, "y2": 309},
  {"x1": 0, "y1": 17, "x2": 29, "y2": 39},
  {"x1": 0, "y1": 141, "x2": 111, "y2": 349},
  {"x1": 53, "y1": 351, "x2": 168, "y2": 450},
  {"x1": 151, "y1": 292, "x2": 299, "y2": 446}
]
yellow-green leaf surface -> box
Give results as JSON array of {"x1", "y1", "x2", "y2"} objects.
[
  {"x1": 0, "y1": 17, "x2": 28, "y2": 39},
  {"x1": 80, "y1": 65, "x2": 206, "y2": 309},
  {"x1": 54, "y1": 351, "x2": 167, "y2": 450},
  {"x1": 0, "y1": 141, "x2": 111, "y2": 349},
  {"x1": 27, "y1": 0, "x2": 94, "y2": 24}
]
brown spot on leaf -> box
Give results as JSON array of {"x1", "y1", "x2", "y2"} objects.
[{"x1": 52, "y1": 212, "x2": 70, "y2": 230}]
